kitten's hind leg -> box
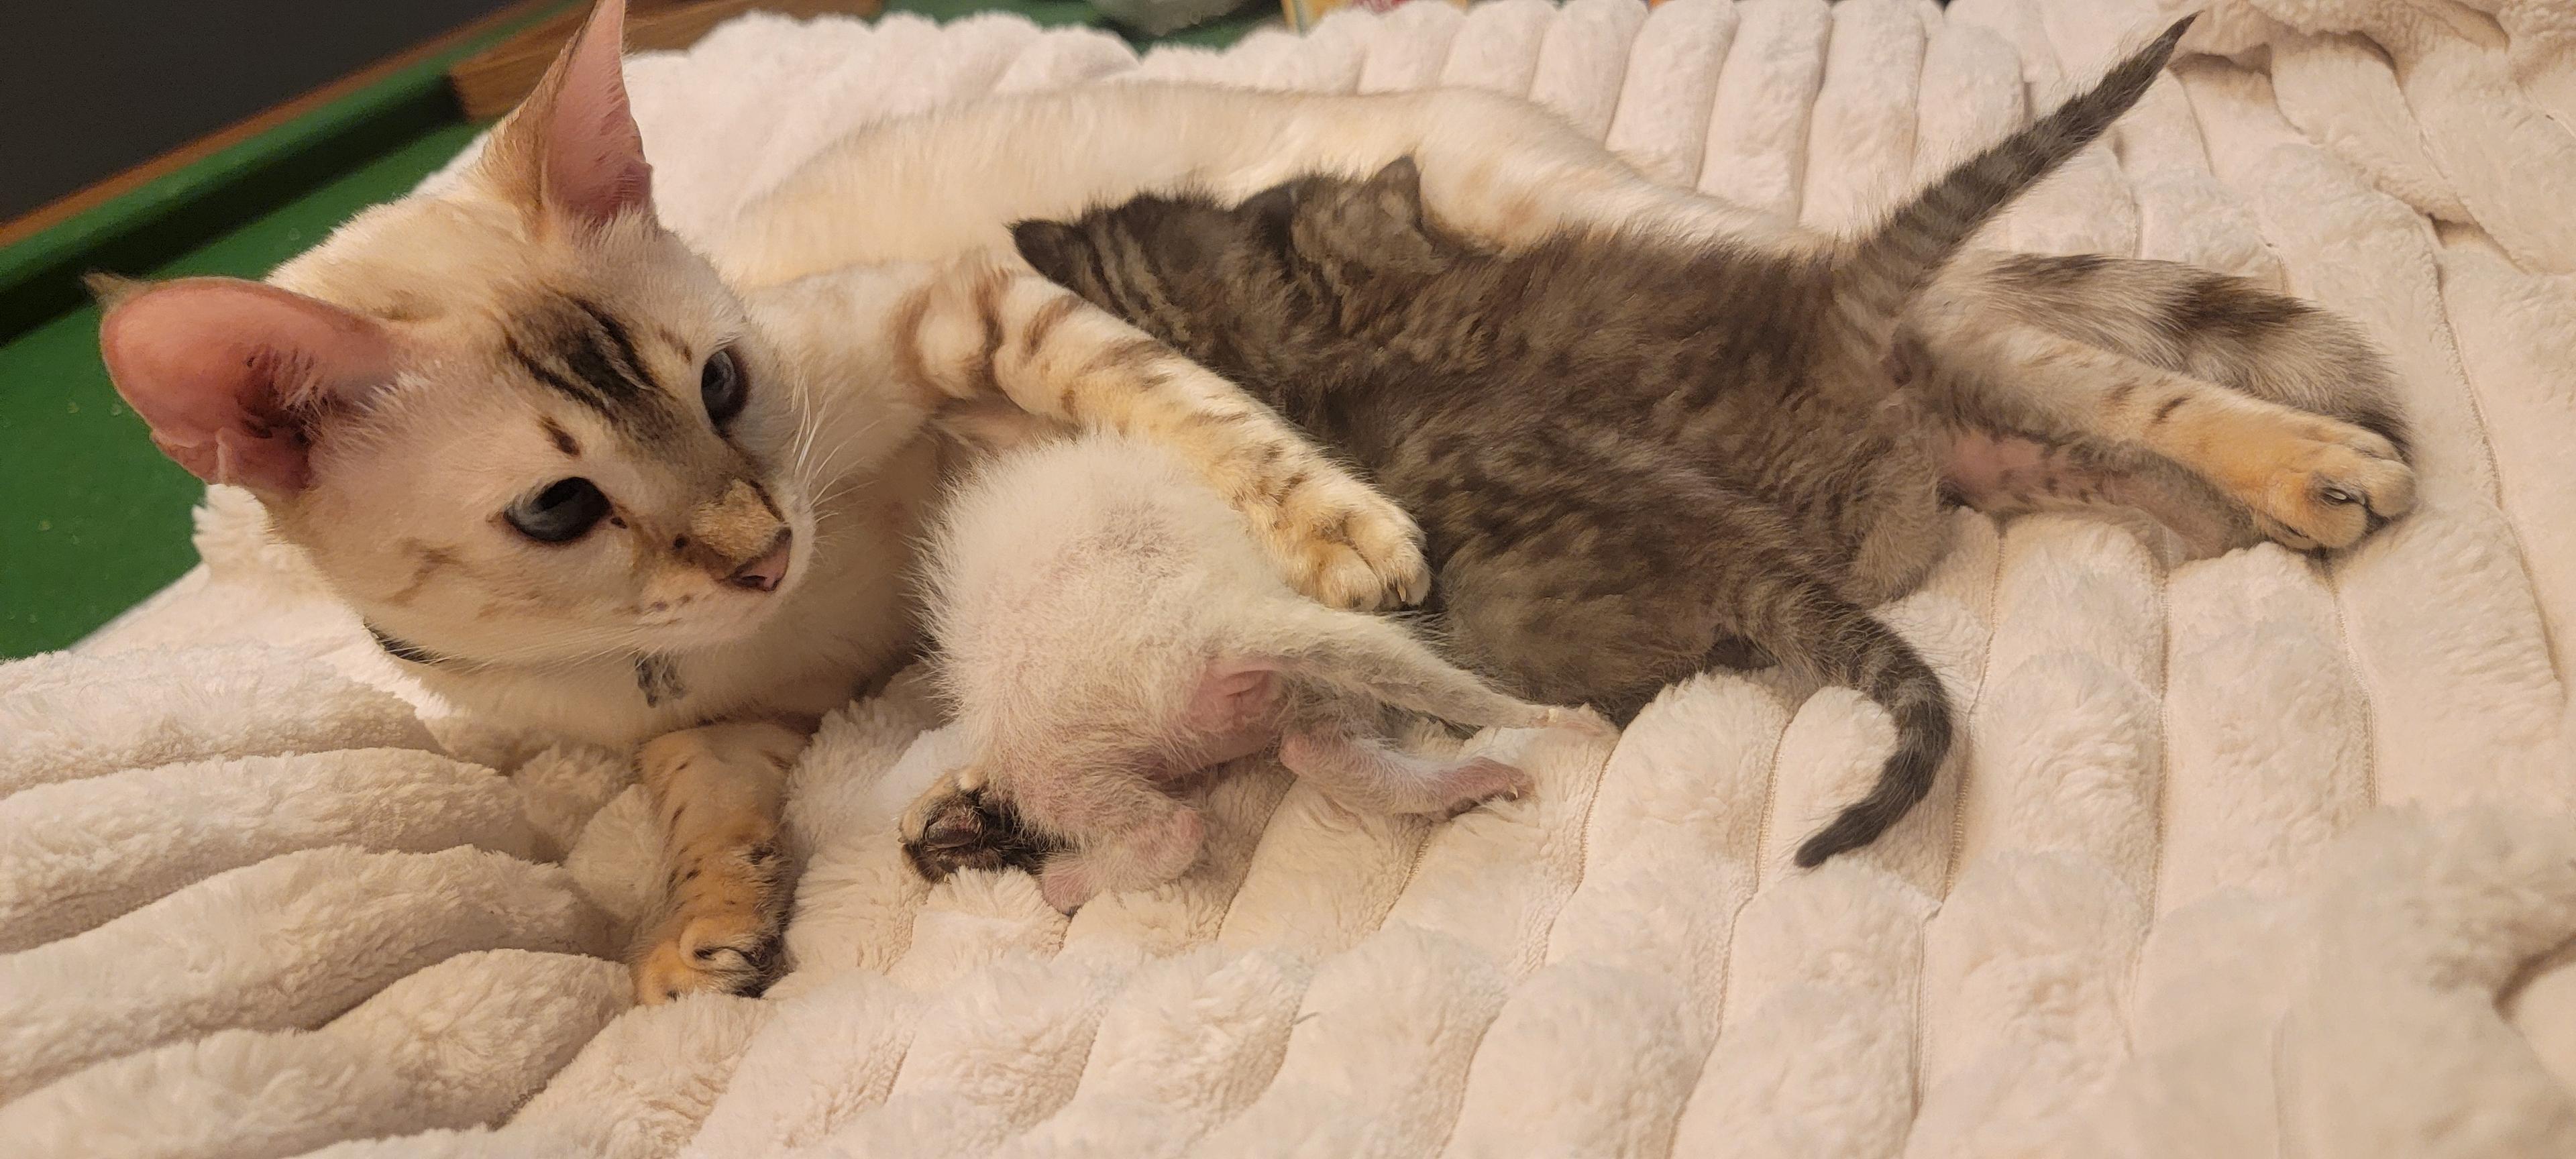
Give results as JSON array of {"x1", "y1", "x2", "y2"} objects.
[
  {"x1": 1917, "y1": 316, "x2": 2414, "y2": 550},
  {"x1": 1944, "y1": 429, "x2": 2259, "y2": 556},
  {"x1": 1279, "y1": 726, "x2": 1532, "y2": 816},
  {"x1": 1248, "y1": 604, "x2": 1609, "y2": 737},
  {"x1": 1941, "y1": 251, "x2": 2411, "y2": 453}
]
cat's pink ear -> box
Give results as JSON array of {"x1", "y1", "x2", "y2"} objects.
[
  {"x1": 484, "y1": 0, "x2": 652, "y2": 227},
  {"x1": 97, "y1": 278, "x2": 395, "y2": 496},
  {"x1": 1183, "y1": 659, "x2": 1282, "y2": 737}
]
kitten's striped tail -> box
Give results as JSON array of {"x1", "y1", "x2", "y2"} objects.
[
  {"x1": 1727, "y1": 571, "x2": 1954, "y2": 867},
  {"x1": 1825, "y1": 15, "x2": 2192, "y2": 364}
]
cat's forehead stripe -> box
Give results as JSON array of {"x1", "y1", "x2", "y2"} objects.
[{"x1": 504, "y1": 296, "x2": 680, "y2": 436}]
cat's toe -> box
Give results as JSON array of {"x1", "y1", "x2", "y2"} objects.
[
  {"x1": 633, "y1": 909, "x2": 783, "y2": 1003},
  {"x1": 1279, "y1": 492, "x2": 1430, "y2": 612},
  {"x1": 2244, "y1": 421, "x2": 2416, "y2": 551}
]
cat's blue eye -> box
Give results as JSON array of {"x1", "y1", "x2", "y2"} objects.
[
  {"x1": 507, "y1": 478, "x2": 610, "y2": 544},
  {"x1": 701, "y1": 347, "x2": 747, "y2": 427}
]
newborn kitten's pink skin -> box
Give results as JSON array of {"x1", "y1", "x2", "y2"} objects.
[{"x1": 906, "y1": 432, "x2": 1601, "y2": 910}]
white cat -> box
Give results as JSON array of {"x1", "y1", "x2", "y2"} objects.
[
  {"x1": 93, "y1": 0, "x2": 2408, "y2": 999},
  {"x1": 912, "y1": 431, "x2": 1604, "y2": 915}
]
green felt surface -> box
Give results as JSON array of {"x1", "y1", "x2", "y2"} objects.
[
  {"x1": 0, "y1": 1, "x2": 1271, "y2": 659},
  {"x1": 0, "y1": 124, "x2": 486, "y2": 658}
]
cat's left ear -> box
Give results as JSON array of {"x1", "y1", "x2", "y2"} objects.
[{"x1": 480, "y1": 0, "x2": 653, "y2": 229}]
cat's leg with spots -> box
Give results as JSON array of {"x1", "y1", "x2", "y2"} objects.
[
  {"x1": 1918, "y1": 317, "x2": 2414, "y2": 551},
  {"x1": 855, "y1": 256, "x2": 1428, "y2": 612},
  {"x1": 1942, "y1": 428, "x2": 2261, "y2": 556},
  {"x1": 630, "y1": 720, "x2": 806, "y2": 1002}
]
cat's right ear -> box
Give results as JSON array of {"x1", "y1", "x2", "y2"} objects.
[
  {"x1": 97, "y1": 278, "x2": 396, "y2": 497},
  {"x1": 478, "y1": 0, "x2": 652, "y2": 230},
  {"x1": 1010, "y1": 220, "x2": 1087, "y2": 286}
]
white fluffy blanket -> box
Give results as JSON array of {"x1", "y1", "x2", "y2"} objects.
[{"x1": 9, "y1": 0, "x2": 2576, "y2": 1155}]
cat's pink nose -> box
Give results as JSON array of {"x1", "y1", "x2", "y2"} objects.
[{"x1": 729, "y1": 533, "x2": 792, "y2": 593}]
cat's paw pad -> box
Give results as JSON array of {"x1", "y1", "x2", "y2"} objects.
[
  {"x1": 2243, "y1": 421, "x2": 2415, "y2": 551},
  {"x1": 633, "y1": 907, "x2": 782, "y2": 1003},
  {"x1": 1268, "y1": 477, "x2": 1430, "y2": 612}
]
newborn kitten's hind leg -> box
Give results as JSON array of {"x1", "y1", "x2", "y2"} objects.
[
  {"x1": 631, "y1": 721, "x2": 806, "y2": 1003},
  {"x1": 1279, "y1": 726, "x2": 1533, "y2": 816}
]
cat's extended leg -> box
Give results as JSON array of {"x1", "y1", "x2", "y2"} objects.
[
  {"x1": 1941, "y1": 251, "x2": 2411, "y2": 452},
  {"x1": 1277, "y1": 726, "x2": 1532, "y2": 816},
  {"x1": 1913, "y1": 315, "x2": 2414, "y2": 551},
  {"x1": 631, "y1": 720, "x2": 808, "y2": 1002},
  {"x1": 723, "y1": 84, "x2": 1809, "y2": 283},
  {"x1": 1944, "y1": 428, "x2": 2260, "y2": 555},
  {"x1": 771, "y1": 256, "x2": 1427, "y2": 611}
]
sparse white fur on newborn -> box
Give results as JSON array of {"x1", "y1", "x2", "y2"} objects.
[{"x1": 924, "y1": 434, "x2": 1594, "y2": 912}]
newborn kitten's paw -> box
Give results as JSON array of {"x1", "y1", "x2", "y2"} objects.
[
  {"x1": 633, "y1": 889, "x2": 783, "y2": 1003},
  {"x1": 1439, "y1": 757, "x2": 1535, "y2": 817},
  {"x1": 1036, "y1": 855, "x2": 1097, "y2": 916},
  {"x1": 1540, "y1": 706, "x2": 1623, "y2": 742},
  {"x1": 898, "y1": 778, "x2": 1059, "y2": 883},
  {"x1": 2227, "y1": 417, "x2": 2416, "y2": 551},
  {"x1": 1267, "y1": 474, "x2": 1430, "y2": 612}
]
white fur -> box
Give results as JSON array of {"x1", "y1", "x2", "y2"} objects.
[
  {"x1": 14, "y1": 1, "x2": 2576, "y2": 1154},
  {"x1": 922, "y1": 433, "x2": 1558, "y2": 909}
]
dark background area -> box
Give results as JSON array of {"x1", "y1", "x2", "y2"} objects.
[{"x1": 0, "y1": 1, "x2": 519, "y2": 220}]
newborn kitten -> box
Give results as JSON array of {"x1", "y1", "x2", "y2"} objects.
[
  {"x1": 909, "y1": 433, "x2": 1596, "y2": 913},
  {"x1": 1009, "y1": 19, "x2": 2245, "y2": 866}
]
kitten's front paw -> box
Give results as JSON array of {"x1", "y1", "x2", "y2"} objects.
[
  {"x1": 1268, "y1": 474, "x2": 1430, "y2": 612},
  {"x1": 633, "y1": 896, "x2": 782, "y2": 1003},
  {"x1": 2231, "y1": 419, "x2": 2416, "y2": 551}
]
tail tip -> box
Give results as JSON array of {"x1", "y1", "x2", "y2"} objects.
[
  {"x1": 1792, "y1": 828, "x2": 1854, "y2": 869},
  {"x1": 2160, "y1": 13, "x2": 2198, "y2": 50}
]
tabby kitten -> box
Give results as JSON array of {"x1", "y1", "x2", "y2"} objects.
[{"x1": 1000, "y1": 17, "x2": 2400, "y2": 867}]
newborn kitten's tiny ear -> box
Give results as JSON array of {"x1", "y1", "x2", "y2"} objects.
[
  {"x1": 1010, "y1": 220, "x2": 1085, "y2": 285},
  {"x1": 97, "y1": 278, "x2": 396, "y2": 496},
  {"x1": 483, "y1": 0, "x2": 652, "y2": 229}
]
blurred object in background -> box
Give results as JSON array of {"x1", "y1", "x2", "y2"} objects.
[
  {"x1": 1098, "y1": 0, "x2": 1263, "y2": 37},
  {"x1": 450, "y1": 1, "x2": 885, "y2": 120},
  {"x1": 1281, "y1": 0, "x2": 1461, "y2": 34}
]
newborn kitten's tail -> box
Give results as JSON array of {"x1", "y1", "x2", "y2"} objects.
[
  {"x1": 1827, "y1": 15, "x2": 2192, "y2": 360},
  {"x1": 1729, "y1": 570, "x2": 1954, "y2": 867}
]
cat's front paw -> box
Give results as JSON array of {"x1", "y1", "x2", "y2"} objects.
[
  {"x1": 1267, "y1": 474, "x2": 1430, "y2": 612},
  {"x1": 2230, "y1": 418, "x2": 2416, "y2": 551},
  {"x1": 633, "y1": 891, "x2": 782, "y2": 1003}
]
